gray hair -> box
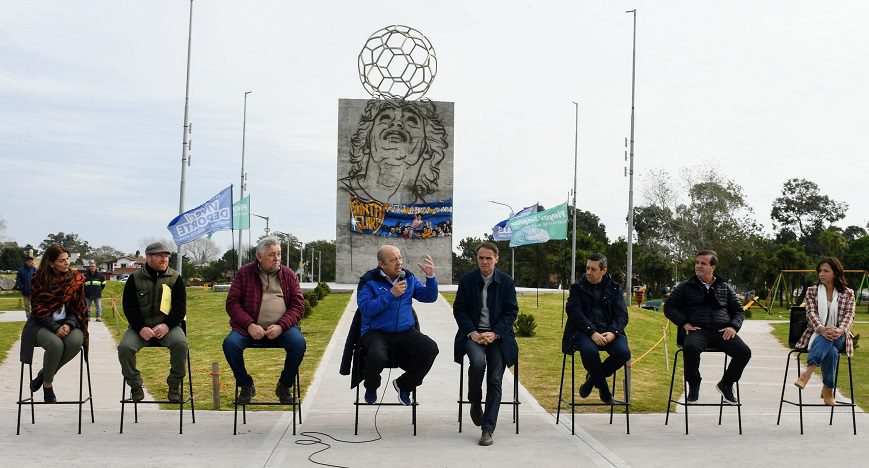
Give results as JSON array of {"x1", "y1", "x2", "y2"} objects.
[
  {"x1": 588, "y1": 253, "x2": 608, "y2": 269},
  {"x1": 256, "y1": 236, "x2": 281, "y2": 256}
]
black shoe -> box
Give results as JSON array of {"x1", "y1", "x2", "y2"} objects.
[
  {"x1": 393, "y1": 380, "x2": 411, "y2": 406},
  {"x1": 237, "y1": 384, "x2": 256, "y2": 404},
  {"x1": 30, "y1": 371, "x2": 44, "y2": 393},
  {"x1": 686, "y1": 382, "x2": 700, "y2": 403},
  {"x1": 130, "y1": 386, "x2": 145, "y2": 402},
  {"x1": 579, "y1": 374, "x2": 593, "y2": 399},
  {"x1": 167, "y1": 384, "x2": 182, "y2": 403},
  {"x1": 716, "y1": 381, "x2": 738, "y2": 405},
  {"x1": 275, "y1": 381, "x2": 294, "y2": 404},
  {"x1": 364, "y1": 387, "x2": 377, "y2": 404},
  {"x1": 43, "y1": 386, "x2": 57, "y2": 404},
  {"x1": 598, "y1": 384, "x2": 613, "y2": 404},
  {"x1": 470, "y1": 402, "x2": 483, "y2": 426}
]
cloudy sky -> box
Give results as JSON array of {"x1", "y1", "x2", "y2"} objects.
[{"x1": 2, "y1": 0, "x2": 867, "y2": 255}]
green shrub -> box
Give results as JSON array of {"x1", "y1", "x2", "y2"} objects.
[
  {"x1": 304, "y1": 299, "x2": 313, "y2": 318},
  {"x1": 317, "y1": 282, "x2": 331, "y2": 295},
  {"x1": 314, "y1": 284, "x2": 326, "y2": 300},
  {"x1": 303, "y1": 291, "x2": 319, "y2": 308},
  {"x1": 514, "y1": 312, "x2": 537, "y2": 337}
]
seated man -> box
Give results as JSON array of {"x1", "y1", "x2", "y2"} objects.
[
  {"x1": 118, "y1": 242, "x2": 188, "y2": 402},
  {"x1": 561, "y1": 253, "x2": 630, "y2": 403},
  {"x1": 356, "y1": 244, "x2": 439, "y2": 405},
  {"x1": 664, "y1": 249, "x2": 751, "y2": 404},
  {"x1": 453, "y1": 242, "x2": 518, "y2": 446},
  {"x1": 224, "y1": 236, "x2": 306, "y2": 404}
]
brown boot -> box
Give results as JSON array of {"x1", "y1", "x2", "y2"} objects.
[
  {"x1": 793, "y1": 364, "x2": 817, "y2": 389},
  {"x1": 821, "y1": 386, "x2": 836, "y2": 406}
]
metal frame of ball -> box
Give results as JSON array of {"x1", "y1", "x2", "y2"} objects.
[{"x1": 358, "y1": 25, "x2": 438, "y2": 100}]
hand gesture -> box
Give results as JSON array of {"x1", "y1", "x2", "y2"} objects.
[
  {"x1": 139, "y1": 326, "x2": 156, "y2": 340},
  {"x1": 591, "y1": 332, "x2": 607, "y2": 346},
  {"x1": 720, "y1": 326, "x2": 737, "y2": 340},
  {"x1": 56, "y1": 324, "x2": 70, "y2": 338},
  {"x1": 391, "y1": 280, "x2": 407, "y2": 297},
  {"x1": 153, "y1": 323, "x2": 169, "y2": 339},
  {"x1": 418, "y1": 255, "x2": 435, "y2": 277},
  {"x1": 600, "y1": 332, "x2": 616, "y2": 343},
  {"x1": 247, "y1": 323, "x2": 266, "y2": 340},
  {"x1": 684, "y1": 323, "x2": 701, "y2": 333},
  {"x1": 265, "y1": 324, "x2": 282, "y2": 340}
]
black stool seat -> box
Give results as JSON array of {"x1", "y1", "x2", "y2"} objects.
[
  {"x1": 17, "y1": 346, "x2": 94, "y2": 435},
  {"x1": 456, "y1": 355, "x2": 520, "y2": 434},
  {"x1": 557, "y1": 352, "x2": 630, "y2": 435},
  {"x1": 233, "y1": 360, "x2": 302, "y2": 436},
  {"x1": 352, "y1": 344, "x2": 418, "y2": 435}
]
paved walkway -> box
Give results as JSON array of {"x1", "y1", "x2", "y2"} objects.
[{"x1": 1, "y1": 292, "x2": 867, "y2": 467}]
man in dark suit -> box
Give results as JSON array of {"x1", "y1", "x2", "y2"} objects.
[{"x1": 453, "y1": 242, "x2": 518, "y2": 447}]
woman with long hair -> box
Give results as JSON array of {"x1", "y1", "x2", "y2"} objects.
[
  {"x1": 793, "y1": 257, "x2": 856, "y2": 405},
  {"x1": 20, "y1": 244, "x2": 88, "y2": 403}
]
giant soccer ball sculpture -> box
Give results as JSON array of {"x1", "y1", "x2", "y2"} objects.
[{"x1": 358, "y1": 25, "x2": 438, "y2": 100}]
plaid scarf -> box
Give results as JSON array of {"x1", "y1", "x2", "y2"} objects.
[{"x1": 30, "y1": 270, "x2": 89, "y2": 339}]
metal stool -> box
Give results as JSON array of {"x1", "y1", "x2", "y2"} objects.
[
  {"x1": 17, "y1": 346, "x2": 94, "y2": 434},
  {"x1": 456, "y1": 355, "x2": 520, "y2": 434},
  {"x1": 352, "y1": 344, "x2": 417, "y2": 436},
  {"x1": 233, "y1": 371, "x2": 302, "y2": 435},
  {"x1": 665, "y1": 347, "x2": 742, "y2": 434},
  {"x1": 119, "y1": 344, "x2": 195, "y2": 434},
  {"x1": 557, "y1": 353, "x2": 630, "y2": 434}
]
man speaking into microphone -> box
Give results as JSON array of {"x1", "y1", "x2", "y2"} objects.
[{"x1": 355, "y1": 244, "x2": 440, "y2": 405}]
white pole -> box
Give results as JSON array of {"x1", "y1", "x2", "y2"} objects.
[
  {"x1": 176, "y1": 0, "x2": 194, "y2": 273},
  {"x1": 625, "y1": 9, "x2": 638, "y2": 305}
]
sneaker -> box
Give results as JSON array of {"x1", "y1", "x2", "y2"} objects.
[
  {"x1": 96, "y1": 317, "x2": 102, "y2": 322},
  {"x1": 30, "y1": 371, "x2": 44, "y2": 392},
  {"x1": 43, "y1": 386, "x2": 57, "y2": 404},
  {"x1": 393, "y1": 380, "x2": 411, "y2": 406},
  {"x1": 167, "y1": 384, "x2": 182, "y2": 403},
  {"x1": 716, "y1": 381, "x2": 738, "y2": 405},
  {"x1": 275, "y1": 381, "x2": 294, "y2": 404},
  {"x1": 579, "y1": 374, "x2": 593, "y2": 399},
  {"x1": 237, "y1": 384, "x2": 256, "y2": 404},
  {"x1": 598, "y1": 384, "x2": 613, "y2": 404},
  {"x1": 479, "y1": 429, "x2": 494, "y2": 446},
  {"x1": 364, "y1": 387, "x2": 378, "y2": 404},
  {"x1": 686, "y1": 382, "x2": 700, "y2": 403},
  {"x1": 470, "y1": 402, "x2": 483, "y2": 426},
  {"x1": 130, "y1": 386, "x2": 145, "y2": 402}
]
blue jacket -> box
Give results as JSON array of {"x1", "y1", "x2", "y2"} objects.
[
  {"x1": 561, "y1": 274, "x2": 629, "y2": 354},
  {"x1": 452, "y1": 268, "x2": 519, "y2": 366},
  {"x1": 15, "y1": 265, "x2": 36, "y2": 296},
  {"x1": 356, "y1": 267, "x2": 438, "y2": 335}
]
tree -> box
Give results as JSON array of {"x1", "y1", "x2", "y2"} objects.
[
  {"x1": 90, "y1": 245, "x2": 127, "y2": 264},
  {"x1": 843, "y1": 225, "x2": 867, "y2": 242},
  {"x1": 0, "y1": 241, "x2": 24, "y2": 270},
  {"x1": 139, "y1": 237, "x2": 177, "y2": 253},
  {"x1": 843, "y1": 236, "x2": 869, "y2": 272},
  {"x1": 304, "y1": 239, "x2": 337, "y2": 282},
  {"x1": 40, "y1": 232, "x2": 92, "y2": 255},
  {"x1": 182, "y1": 238, "x2": 222, "y2": 266},
  {"x1": 771, "y1": 178, "x2": 848, "y2": 256}
]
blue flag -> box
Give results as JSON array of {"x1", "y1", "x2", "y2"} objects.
[
  {"x1": 167, "y1": 186, "x2": 234, "y2": 245},
  {"x1": 492, "y1": 203, "x2": 538, "y2": 241}
]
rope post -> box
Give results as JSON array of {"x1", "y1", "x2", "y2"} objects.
[
  {"x1": 662, "y1": 325, "x2": 669, "y2": 372},
  {"x1": 211, "y1": 361, "x2": 220, "y2": 410}
]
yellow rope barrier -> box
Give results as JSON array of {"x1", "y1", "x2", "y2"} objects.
[{"x1": 629, "y1": 319, "x2": 670, "y2": 366}]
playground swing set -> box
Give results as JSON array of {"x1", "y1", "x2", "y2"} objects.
[{"x1": 747, "y1": 269, "x2": 869, "y2": 314}]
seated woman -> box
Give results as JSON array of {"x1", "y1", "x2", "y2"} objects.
[
  {"x1": 21, "y1": 244, "x2": 88, "y2": 403},
  {"x1": 793, "y1": 257, "x2": 856, "y2": 405}
]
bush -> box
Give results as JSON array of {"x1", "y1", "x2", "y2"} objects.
[
  {"x1": 317, "y1": 282, "x2": 331, "y2": 295},
  {"x1": 303, "y1": 291, "x2": 319, "y2": 308},
  {"x1": 303, "y1": 299, "x2": 313, "y2": 318},
  {"x1": 514, "y1": 312, "x2": 537, "y2": 337},
  {"x1": 313, "y1": 284, "x2": 326, "y2": 300}
]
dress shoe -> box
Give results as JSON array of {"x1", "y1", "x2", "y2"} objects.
[
  {"x1": 30, "y1": 371, "x2": 44, "y2": 392},
  {"x1": 794, "y1": 364, "x2": 817, "y2": 390},
  {"x1": 598, "y1": 384, "x2": 613, "y2": 404},
  {"x1": 479, "y1": 429, "x2": 494, "y2": 446},
  {"x1": 43, "y1": 386, "x2": 57, "y2": 404},
  {"x1": 237, "y1": 384, "x2": 256, "y2": 404},
  {"x1": 821, "y1": 385, "x2": 836, "y2": 406},
  {"x1": 686, "y1": 382, "x2": 700, "y2": 403},
  {"x1": 470, "y1": 402, "x2": 483, "y2": 426},
  {"x1": 579, "y1": 374, "x2": 593, "y2": 399}
]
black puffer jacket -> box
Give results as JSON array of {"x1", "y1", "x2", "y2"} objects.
[
  {"x1": 561, "y1": 274, "x2": 628, "y2": 354},
  {"x1": 664, "y1": 275, "x2": 744, "y2": 331}
]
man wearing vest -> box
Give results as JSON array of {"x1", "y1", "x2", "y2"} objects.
[
  {"x1": 118, "y1": 242, "x2": 188, "y2": 402},
  {"x1": 83, "y1": 260, "x2": 106, "y2": 322}
]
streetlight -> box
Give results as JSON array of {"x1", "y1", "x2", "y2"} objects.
[
  {"x1": 251, "y1": 213, "x2": 270, "y2": 237},
  {"x1": 488, "y1": 200, "x2": 516, "y2": 279},
  {"x1": 237, "y1": 90, "x2": 252, "y2": 268},
  {"x1": 571, "y1": 101, "x2": 579, "y2": 287},
  {"x1": 318, "y1": 250, "x2": 322, "y2": 283},
  {"x1": 175, "y1": 0, "x2": 194, "y2": 273}
]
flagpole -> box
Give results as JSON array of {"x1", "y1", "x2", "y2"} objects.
[
  {"x1": 237, "y1": 90, "x2": 252, "y2": 271},
  {"x1": 571, "y1": 101, "x2": 579, "y2": 287},
  {"x1": 176, "y1": 0, "x2": 194, "y2": 273},
  {"x1": 625, "y1": 9, "x2": 638, "y2": 305}
]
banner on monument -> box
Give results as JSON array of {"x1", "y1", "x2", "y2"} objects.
[
  {"x1": 507, "y1": 202, "x2": 568, "y2": 247},
  {"x1": 233, "y1": 196, "x2": 250, "y2": 230},
  {"x1": 492, "y1": 203, "x2": 538, "y2": 241},
  {"x1": 349, "y1": 195, "x2": 452, "y2": 238},
  {"x1": 167, "y1": 186, "x2": 234, "y2": 245}
]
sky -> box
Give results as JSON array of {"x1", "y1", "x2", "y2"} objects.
[{"x1": 2, "y1": 0, "x2": 868, "y2": 256}]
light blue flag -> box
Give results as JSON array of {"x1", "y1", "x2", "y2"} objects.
[
  {"x1": 167, "y1": 186, "x2": 234, "y2": 245},
  {"x1": 507, "y1": 202, "x2": 568, "y2": 247},
  {"x1": 492, "y1": 203, "x2": 538, "y2": 241}
]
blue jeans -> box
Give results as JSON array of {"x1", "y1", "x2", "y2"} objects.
[
  {"x1": 465, "y1": 338, "x2": 506, "y2": 432},
  {"x1": 85, "y1": 297, "x2": 102, "y2": 318},
  {"x1": 574, "y1": 333, "x2": 631, "y2": 389},
  {"x1": 807, "y1": 335, "x2": 845, "y2": 388},
  {"x1": 222, "y1": 326, "x2": 306, "y2": 387}
]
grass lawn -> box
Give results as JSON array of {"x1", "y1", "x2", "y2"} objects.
[
  {"x1": 0, "y1": 321, "x2": 23, "y2": 364},
  {"x1": 442, "y1": 291, "x2": 680, "y2": 413},
  {"x1": 769, "y1": 322, "x2": 867, "y2": 406},
  {"x1": 745, "y1": 302, "x2": 869, "y2": 320},
  {"x1": 0, "y1": 292, "x2": 22, "y2": 311},
  {"x1": 100, "y1": 282, "x2": 350, "y2": 410}
]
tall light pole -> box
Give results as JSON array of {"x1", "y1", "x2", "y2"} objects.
[
  {"x1": 318, "y1": 251, "x2": 322, "y2": 283},
  {"x1": 237, "y1": 90, "x2": 252, "y2": 268},
  {"x1": 175, "y1": 0, "x2": 194, "y2": 273},
  {"x1": 252, "y1": 213, "x2": 270, "y2": 237},
  {"x1": 625, "y1": 9, "x2": 638, "y2": 305},
  {"x1": 310, "y1": 247, "x2": 316, "y2": 283},
  {"x1": 488, "y1": 200, "x2": 515, "y2": 278},
  {"x1": 571, "y1": 101, "x2": 579, "y2": 287}
]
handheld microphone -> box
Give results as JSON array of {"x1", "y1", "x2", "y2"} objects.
[{"x1": 399, "y1": 270, "x2": 406, "y2": 280}]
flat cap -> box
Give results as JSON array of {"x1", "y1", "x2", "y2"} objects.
[{"x1": 145, "y1": 242, "x2": 171, "y2": 255}]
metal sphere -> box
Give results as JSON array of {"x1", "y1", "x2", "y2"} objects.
[{"x1": 358, "y1": 25, "x2": 437, "y2": 100}]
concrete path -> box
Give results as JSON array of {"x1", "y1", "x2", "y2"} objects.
[{"x1": 1, "y1": 298, "x2": 868, "y2": 467}]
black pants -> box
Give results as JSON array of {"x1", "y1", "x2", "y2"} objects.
[
  {"x1": 361, "y1": 328, "x2": 439, "y2": 391},
  {"x1": 683, "y1": 328, "x2": 751, "y2": 387}
]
